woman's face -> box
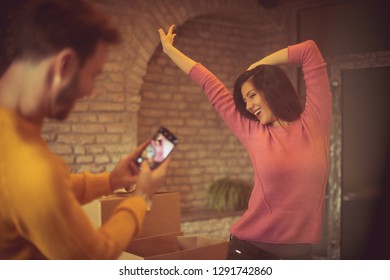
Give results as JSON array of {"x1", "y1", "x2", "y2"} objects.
[{"x1": 241, "y1": 80, "x2": 277, "y2": 125}]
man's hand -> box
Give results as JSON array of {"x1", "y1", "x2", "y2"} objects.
[
  {"x1": 109, "y1": 141, "x2": 149, "y2": 192},
  {"x1": 134, "y1": 156, "x2": 171, "y2": 200}
]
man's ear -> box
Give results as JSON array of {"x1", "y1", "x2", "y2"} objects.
[{"x1": 50, "y1": 48, "x2": 78, "y2": 92}]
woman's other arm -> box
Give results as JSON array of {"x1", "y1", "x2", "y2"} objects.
[{"x1": 247, "y1": 48, "x2": 288, "y2": 70}]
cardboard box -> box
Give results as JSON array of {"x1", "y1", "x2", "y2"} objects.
[
  {"x1": 83, "y1": 192, "x2": 181, "y2": 239},
  {"x1": 83, "y1": 192, "x2": 229, "y2": 259},
  {"x1": 119, "y1": 233, "x2": 229, "y2": 260}
]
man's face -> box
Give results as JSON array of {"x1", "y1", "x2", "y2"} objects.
[{"x1": 50, "y1": 42, "x2": 108, "y2": 120}]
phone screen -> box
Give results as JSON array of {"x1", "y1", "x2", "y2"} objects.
[{"x1": 136, "y1": 127, "x2": 178, "y2": 169}]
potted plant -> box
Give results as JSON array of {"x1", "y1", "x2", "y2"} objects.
[{"x1": 206, "y1": 177, "x2": 251, "y2": 212}]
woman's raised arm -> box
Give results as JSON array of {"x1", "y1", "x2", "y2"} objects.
[{"x1": 158, "y1": 25, "x2": 197, "y2": 75}]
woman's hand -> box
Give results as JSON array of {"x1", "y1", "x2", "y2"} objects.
[
  {"x1": 157, "y1": 24, "x2": 197, "y2": 74},
  {"x1": 158, "y1": 24, "x2": 176, "y2": 53}
]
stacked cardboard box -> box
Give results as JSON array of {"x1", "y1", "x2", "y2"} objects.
[{"x1": 83, "y1": 192, "x2": 228, "y2": 260}]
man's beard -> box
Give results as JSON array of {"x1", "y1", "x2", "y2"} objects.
[{"x1": 51, "y1": 73, "x2": 80, "y2": 121}]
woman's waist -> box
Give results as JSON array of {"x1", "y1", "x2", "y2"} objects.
[{"x1": 248, "y1": 240, "x2": 312, "y2": 257}]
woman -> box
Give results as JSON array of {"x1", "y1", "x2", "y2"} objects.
[{"x1": 158, "y1": 25, "x2": 332, "y2": 260}]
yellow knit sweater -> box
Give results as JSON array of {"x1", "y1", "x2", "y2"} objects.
[{"x1": 0, "y1": 108, "x2": 147, "y2": 259}]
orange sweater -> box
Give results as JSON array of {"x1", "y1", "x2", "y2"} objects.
[{"x1": 0, "y1": 108, "x2": 147, "y2": 259}]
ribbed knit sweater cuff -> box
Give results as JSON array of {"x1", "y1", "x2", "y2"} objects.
[{"x1": 84, "y1": 172, "x2": 112, "y2": 200}]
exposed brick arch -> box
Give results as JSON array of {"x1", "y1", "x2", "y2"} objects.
[
  {"x1": 31, "y1": 0, "x2": 291, "y2": 210},
  {"x1": 134, "y1": 1, "x2": 288, "y2": 210},
  {"x1": 117, "y1": 0, "x2": 278, "y2": 105},
  {"x1": 38, "y1": 0, "x2": 285, "y2": 172},
  {"x1": 101, "y1": 0, "x2": 274, "y2": 123}
]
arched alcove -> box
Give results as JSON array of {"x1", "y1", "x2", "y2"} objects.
[
  {"x1": 0, "y1": 0, "x2": 292, "y2": 208},
  {"x1": 139, "y1": 17, "x2": 264, "y2": 210},
  {"x1": 0, "y1": 0, "x2": 293, "y2": 210},
  {"x1": 135, "y1": 5, "x2": 291, "y2": 211},
  {"x1": 37, "y1": 0, "x2": 291, "y2": 176}
]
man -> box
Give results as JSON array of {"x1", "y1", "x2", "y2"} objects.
[{"x1": 0, "y1": 0, "x2": 169, "y2": 259}]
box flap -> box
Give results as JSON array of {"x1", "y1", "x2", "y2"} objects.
[
  {"x1": 177, "y1": 235, "x2": 226, "y2": 250},
  {"x1": 100, "y1": 192, "x2": 181, "y2": 239},
  {"x1": 123, "y1": 234, "x2": 229, "y2": 260},
  {"x1": 126, "y1": 232, "x2": 182, "y2": 257},
  {"x1": 118, "y1": 252, "x2": 143, "y2": 260}
]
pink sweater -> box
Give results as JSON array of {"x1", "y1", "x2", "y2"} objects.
[{"x1": 189, "y1": 40, "x2": 332, "y2": 243}]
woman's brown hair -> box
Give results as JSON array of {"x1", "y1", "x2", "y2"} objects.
[{"x1": 233, "y1": 65, "x2": 303, "y2": 123}]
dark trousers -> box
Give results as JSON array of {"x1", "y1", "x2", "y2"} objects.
[{"x1": 226, "y1": 235, "x2": 313, "y2": 260}]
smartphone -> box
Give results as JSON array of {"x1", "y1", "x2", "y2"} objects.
[{"x1": 135, "y1": 127, "x2": 178, "y2": 170}]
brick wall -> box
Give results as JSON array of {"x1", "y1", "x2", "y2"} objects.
[
  {"x1": 0, "y1": 0, "x2": 296, "y2": 210},
  {"x1": 139, "y1": 18, "x2": 293, "y2": 210},
  {"x1": 3, "y1": 0, "x2": 389, "y2": 259},
  {"x1": 42, "y1": 0, "x2": 295, "y2": 211}
]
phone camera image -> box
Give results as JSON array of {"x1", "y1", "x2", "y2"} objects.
[{"x1": 136, "y1": 127, "x2": 178, "y2": 170}]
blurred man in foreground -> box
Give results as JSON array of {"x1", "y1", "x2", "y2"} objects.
[{"x1": 0, "y1": 0, "x2": 169, "y2": 259}]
